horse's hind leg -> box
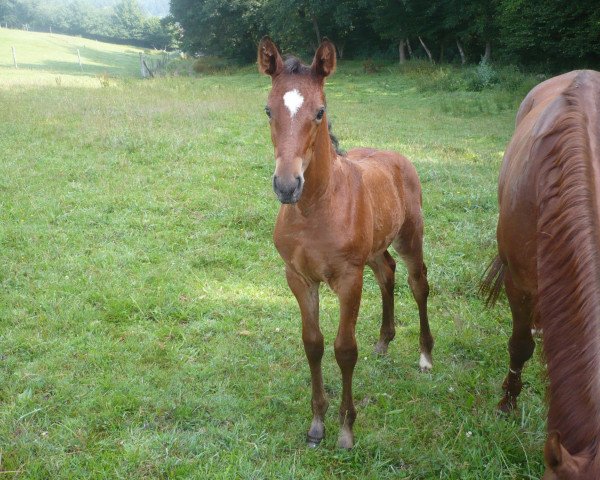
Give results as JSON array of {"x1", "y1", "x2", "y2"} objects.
[
  {"x1": 368, "y1": 251, "x2": 396, "y2": 355},
  {"x1": 498, "y1": 271, "x2": 535, "y2": 413},
  {"x1": 393, "y1": 219, "x2": 433, "y2": 372}
]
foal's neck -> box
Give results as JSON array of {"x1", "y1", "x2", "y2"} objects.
[{"x1": 297, "y1": 117, "x2": 337, "y2": 212}]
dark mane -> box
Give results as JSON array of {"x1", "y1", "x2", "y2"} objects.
[
  {"x1": 283, "y1": 56, "x2": 311, "y2": 75},
  {"x1": 328, "y1": 122, "x2": 345, "y2": 156},
  {"x1": 535, "y1": 73, "x2": 600, "y2": 457}
]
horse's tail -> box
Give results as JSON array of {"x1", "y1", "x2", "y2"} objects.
[{"x1": 479, "y1": 255, "x2": 505, "y2": 307}]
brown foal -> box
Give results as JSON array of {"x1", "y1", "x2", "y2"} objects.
[
  {"x1": 482, "y1": 70, "x2": 600, "y2": 479},
  {"x1": 258, "y1": 37, "x2": 433, "y2": 449}
]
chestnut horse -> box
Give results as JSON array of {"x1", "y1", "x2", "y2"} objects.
[
  {"x1": 481, "y1": 70, "x2": 600, "y2": 479},
  {"x1": 258, "y1": 37, "x2": 433, "y2": 449}
]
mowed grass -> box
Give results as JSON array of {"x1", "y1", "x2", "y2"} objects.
[
  {"x1": 1, "y1": 32, "x2": 546, "y2": 479},
  {"x1": 0, "y1": 28, "x2": 146, "y2": 88}
]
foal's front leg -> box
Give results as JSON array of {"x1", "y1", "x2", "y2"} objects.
[
  {"x1": 285, "y1": 268, "x2": 328, "y2": 447},
  {"x1": 333, "y1": 268, "x2": 364, "y2": 449}
]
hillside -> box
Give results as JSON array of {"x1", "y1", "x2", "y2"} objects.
[{"x1": 0, "y1": 28, "x2": 149, "y2": 87}]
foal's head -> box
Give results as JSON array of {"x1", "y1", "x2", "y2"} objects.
[
  {"x1": 258, "y1": 37, "x2": 336, "y2": 204},
  {"x1": 542, "y1": 432, "x2": 596, "y2": 479}
]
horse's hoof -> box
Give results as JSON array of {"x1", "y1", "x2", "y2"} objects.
[
  {"x1": 337, "y1": 429, "x2": 354, "y2": 449},
  {"x1": 419, "y1": 353, "x2": 433, "y2": 372},
  {"x1": 374, "y1": 341, "x2": 388, "y2": 355},
  {"x1": 497, "y1": 396, "x2": 516, "y2": 414}
]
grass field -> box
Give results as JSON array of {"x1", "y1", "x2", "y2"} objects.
[
  {"x1": 0, "y1": 28, "x2": 146, "y2": 88},
  {"x1": 0, "y1": 29, "x2": 548, "y2": 478}
]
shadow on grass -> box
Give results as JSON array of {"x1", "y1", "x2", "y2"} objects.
[{"x1": 16, "y1": 45, "x2": 142, "y2": 77}]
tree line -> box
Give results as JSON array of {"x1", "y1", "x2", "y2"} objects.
[
  {"x1": 170, "y1": 0, "x2": 600, "y2": 70},
  {"x1": 0, "y1": 0, "x2": 177, "y2": 49}
]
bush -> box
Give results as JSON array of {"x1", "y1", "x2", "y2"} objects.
[
  {"x1": 398, "y1": 59, "x2": 440, "y2": 79},
  {"x1": 416, "y1": 67, "x2": 470, "y2": 92},
  {"x1": 411, "y1": 61, "x2": 500, "y2": 93},
  {"x1": 467, "y1": 58, "x2": 498, "y2": 91},
  {"x1": 192, "y1": 56, "x2": 235, "y2": 75},
  {"x1": 363, "y1": 58, "x2": 381, "y2": 74},
  {"x1": 437, "y1": 92, "x2": 510, "y2": 116},
  {"x1": 97, "y1": 72, "x2": 111, "y2": 87},
  {"x1": 496, "y1": 65, "x2": 545, "y2": 100},
  {"x1": 411, "y1": 60, "x2": 541, "y2": 98}
]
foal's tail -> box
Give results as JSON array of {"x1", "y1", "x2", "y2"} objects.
[{"x1": 479, "y1": 256, "x2": 505, "y2": 307}]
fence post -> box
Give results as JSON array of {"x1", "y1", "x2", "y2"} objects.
[
  {"x1": 140, "y1": 52, "x2": 148, "y2": 78},
  {"x1": 11, "y1": 46, "x2": 17, "y2": 68},
  {"x1": 77, "y1": 49, "x2": 83, "y2": 71}
]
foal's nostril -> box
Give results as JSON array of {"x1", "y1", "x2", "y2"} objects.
[{"x1": 272, "y1": 175, "x2": 303, "y2": 204}]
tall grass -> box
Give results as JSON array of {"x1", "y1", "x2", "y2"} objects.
[{"x1": 0, "y1": 30, "x2": 547, "y2": 479}]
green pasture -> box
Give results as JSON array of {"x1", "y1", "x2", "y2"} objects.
[
  {"x1": 0, "y1": 28, "x2": 146, "y2": 88},
  {"x1": 0, "y1": 30, "x2": 546, "y2": 478}
]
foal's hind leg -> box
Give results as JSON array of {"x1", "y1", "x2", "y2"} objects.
[
  {"x1": 498, "y1": 271, "x2": 535, "y2": 413},
  {"x1": 368, "y1": 251, "x2": 396, "y2": 355},
  {"x1": 393, "y1": 220, "x2": 433, "y2": 372}
]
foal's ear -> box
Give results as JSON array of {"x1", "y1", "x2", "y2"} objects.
[
  {"x1": 544, "y1": 431, "x2": 585, "y2": 478},
  {"x1": 311, "y1": 38, "x2": 336, "y2": 79},
  {"x1": 545, "y1": 432, "x2": 565, "y2": 470},
  {"x1": 258, "y1": 36, "x2": 283, "y2": 77}
]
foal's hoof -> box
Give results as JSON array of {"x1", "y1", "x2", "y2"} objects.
[
  {"x1": 306, "y1": 420, "x2": 325, "y2": 448},
  {"x1": 306, "y1": 434, "x2": 323, "y2": 448},
  {"x1": 374, "y1": 340, "x2": 389, "y2": 355},
  {"x1": 337, "y1": 429, "x2": 354, "y2": 449},
  {"x1": 419, "y1": 353, "x2": 433, "y2": 372}
]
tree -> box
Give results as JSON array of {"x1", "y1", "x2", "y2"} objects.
[
  {"x1": 436, "y1": 0, "x2": 500, "y2": 63},
  {"x1": 365, "y1": 0, "x2": 441, "y2": 62},
  {"x1": 467, "y1": 0, "x2": 501, "y2": 61},
  {"x1": 499, "y1": 0, "x2": 600, "y2": 68},
  {"x1": 143, "y1": 15, "x2": 178, "y2": 49},
  {"x1": 113, "y1": 0, "x2": 145, "y2": 40},
  {"x1": 0, "y1": 0, "x2": 38, "y2": 28},
  {"x1": 306, "y1": 0, "x2": 370, "y2": 58},
  {"x1": 170, "y1": 0, "x2": 264, "y2": 60},
  {"x1": 56, "y1": 1, "x2": 92, "y2": 35}
]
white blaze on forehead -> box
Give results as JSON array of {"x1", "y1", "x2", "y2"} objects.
[{"x1": 283, "y1": 89, "x2": 304, "y2": 118}]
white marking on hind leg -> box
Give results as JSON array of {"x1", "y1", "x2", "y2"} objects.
[
  {"x1": 419, "y1": 353, "x2": 432, "y2": 371},
  {"x1": 283, "y1": 89, "x2": 304, "y2": 117}
]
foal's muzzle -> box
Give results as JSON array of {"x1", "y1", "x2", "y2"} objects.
[{"x1": 273, "y1": 175, "x2": 304, "y2": 204}]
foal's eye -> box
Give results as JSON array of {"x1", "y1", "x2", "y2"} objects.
[
  {"x1": 264, "y1": 106, "x2": 272, "y2": 119},
  {"x1": 316, "y1": 107, "x2": 325, "y2": 121}
]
